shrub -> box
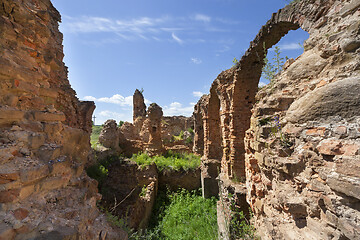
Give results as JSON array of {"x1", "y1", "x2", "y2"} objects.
[{"x1": 131, "y1": 151, "x2": 200, "y2": 172}]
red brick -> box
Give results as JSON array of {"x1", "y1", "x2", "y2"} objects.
[{"x1": 306, "y1": 127, "x2": 326, "y2": 136}]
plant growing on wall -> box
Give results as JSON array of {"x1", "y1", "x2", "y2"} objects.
[{"x1": 261, "y1": 44, "x2": 286, "y2": 83}]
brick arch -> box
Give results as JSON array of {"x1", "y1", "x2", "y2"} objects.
[{"x1": 211, "y1": 0, "x2": 334, "y2": 180}]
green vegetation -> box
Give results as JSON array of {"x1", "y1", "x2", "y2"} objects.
[
  {"x1": 119, "y1": 120, "x2": 125, "y2": 127},
  {"x1": 172, "y1": 130, "x2": 185, "y2": 141},
  {"x1": 220, "y1": 193, "x2": 257, "y2": 240},
  {"x1": 131, "y1": 151, "x2": 201, "y2": 172},
  {"x1": 262, "y1": 44, "x2": 286, "y2": 83},
  {"x1": 258, "y1": 117, "x2": 272, "y2": 126},
  {"x1": 86, "y1": 155, "x2": 119, "y2": 189},
  {"x1": 130, "y1": 189, "x2": 218, "y2": 240},
  {"x1": 91, "y1": 125, "x2": 103, "y2": 148}
]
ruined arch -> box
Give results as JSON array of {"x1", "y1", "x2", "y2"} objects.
[{"x1": 215, "y1": 0, "x2": 337, "y2": 181}]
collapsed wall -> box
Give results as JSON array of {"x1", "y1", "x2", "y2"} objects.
[
  {"x1": 100, "y1": 89, "x2": 194, "y2": 156},
  {"x1": 195, "y1": 0, "x2": 360, "y2": 239},
  {"x1": 0, "y1": 1, "x2": 125, "y2": 239}
]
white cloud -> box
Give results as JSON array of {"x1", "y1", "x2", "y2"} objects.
[
  {"x1": 258, "y1": 82, "x2": 267, "y2": 87},
  {"x1": 163, "y1": 102, "x2": 194, "y2": 116},
  {"x1": 191, "y1": 58, "x2": 202, "y2": 64},
  {"x1": 83, "y1": 94, "x2": 133, "y2": 106},
  {"x1": 95, "y1": 110, "x2": 132, "y2": 124},
  {"x1": 99, "y1": 110, "x2": 125, "y2": 119},
  {"x1": 171, "y1": 32, "x2": 183, "y2": 44},
  {"x1": 194, "y1": 14, "x2": 211, "y2": 23},
  {"x1": 277, "y1": 43, "x2": 303, "y2": 50},
  {"x1": 193, "y1": 91, "x2": 204, "y2": 97}
]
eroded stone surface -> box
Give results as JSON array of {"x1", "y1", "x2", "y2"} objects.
[
  {"x1": 194, "y1": 0, "x2": 360, "y2": 239},
  {"x1": 0, "y1": 1, "x2": 126, "y2": 239}
]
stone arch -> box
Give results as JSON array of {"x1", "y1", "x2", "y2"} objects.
[{"x1": 219, "y1": 0, "x2": 335, "y2": 180}]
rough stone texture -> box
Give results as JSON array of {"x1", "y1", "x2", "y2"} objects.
[
  {"x1": 102, "y1": 160, "x2": 158, "y2": 230},
  {"x1": 194, "y1": 0, "x2": 360, "y2": 239},
  {"x1": 193, "y1": 94, "x2": 209, "y2": 155},
  {"x1": 161, "y1": 116, "x2": 193, "y2": 142},
  {"x1": 100, "y1": 90, "x2": 193, "y2": 156},
  {"x1": 158, "y1": 168, "x2": 201, "y2": 191},
  {"x1": 99, "y1": 120, "x2": 120, "y2": 151},
  {"x1": 133, "y1": 89, "x2": 146, "y2": 122},
  {"x1": 0, "y1": 1, "x2": 126, "y2": 239},
  {"x1": 145, "y1": 103, "x2": 164, "y2": 156}
]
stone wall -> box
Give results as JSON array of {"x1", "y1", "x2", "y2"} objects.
[
  {"x1": 195, "y1": 0, "x2": 360, "y2": 239},
  {"x1": 0, "y1": 1, "x2": 125, "y2": 239},
  {"x1": 100, "y1": 89, "x2": 194, "y2": 156}
]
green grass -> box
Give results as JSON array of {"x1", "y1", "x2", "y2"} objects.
[
  {"x1": 91, "y1": 125, "x2": 103, "y2": 148},
  {"x1": 131, "y1": 151, "x2": 201, "y2": 172},
  {"x1": 130, "y1": 189, "x2": 218, "y2": 240}
]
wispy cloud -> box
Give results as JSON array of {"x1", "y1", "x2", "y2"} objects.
[
  {"x1": 163, "y1": 102, "x2": 194, "y2": 116},
  {"x1": 192, "y1": 91, "x2": 204, "y2": 97},
  {"x1": 277, "y1": 43, "x2": 303, "y2": 50},
  {"x1": 172, "y1": 32, "x2": 183, "y2": 44},
  {"x1": 61, "y1": 14, "x2": 242, "y2": 44},
  {"x1": 194, "y1": 14, "x2": 211, "y2": 23},
  {"x1": 191, "y1": 58, "x2": 202, "y2": 64}
]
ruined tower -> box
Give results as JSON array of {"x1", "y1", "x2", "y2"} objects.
[
  {"x1": 133, "y1": 89, "x2": 146, "y2": 122},
  {"x1": 146, "y1": 103, "x2": 164, "y2": 156}
]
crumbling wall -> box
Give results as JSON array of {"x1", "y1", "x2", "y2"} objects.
[
  {"x1": 193, "y1": 94, "x2": 208, "y2": 155},
  {"x1": 244, "y1": 1, "x2": 360, "y2": 238},
  {"x1": 196, "y1": 0, "x2": 360, "y2": 239},
  {"x1": 0, "y1": 1, "x2": 125, "y2": 239}
]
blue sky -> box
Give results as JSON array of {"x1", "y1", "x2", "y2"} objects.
[{"x1": 51, "y1": 0, "x2": 309, "y2": 124}]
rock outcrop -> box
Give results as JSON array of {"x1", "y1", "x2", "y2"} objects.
[
  {"x1": 0, "y1": 1, "x2": 126, "y2": 239},
  {"x1": 194, "y1": 0, "x2": 360, "y2": 239}
]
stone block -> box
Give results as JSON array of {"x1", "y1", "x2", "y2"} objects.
[
  {"x1": 39, "y1": 176, "x2": 70, "y2": 192},
  {"x1": 0, "y1": 189, "x2": 20, "y2": 203},
  {"x1": 19, "y1": 184, "x2": 36, "y2": 200},
  {"x1": 305, "y1": 127, "x2": 326, "y2": 136},
  {"x1": 13, "y1": 208, "x2": 29, "y2": 220},
  {"x1": 327, "y1": 173, "x2": 360, "y2": 200},
  {"x1": 20, "y1": 165, "x2": 49, "y2": 185},
  {"x1": 33, "y1": 111, "x2": 66, "y2": 122},
  {"x1": 0, "y1": 108, "x2": 24, "y2": 123},
  {"x1": 317, "y1": 139, "x2": 343, "y2": 155}
]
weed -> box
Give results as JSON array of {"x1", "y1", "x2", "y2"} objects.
[
  {"x1": 139, "y1": 185, "x2": 147, "y2": 198},
  {"x1": 258, "y1": 117, "x2": 272, "y2": 126},
  {"x1": 227, "y1": 194, "x2": 257, "y2": 239}
]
